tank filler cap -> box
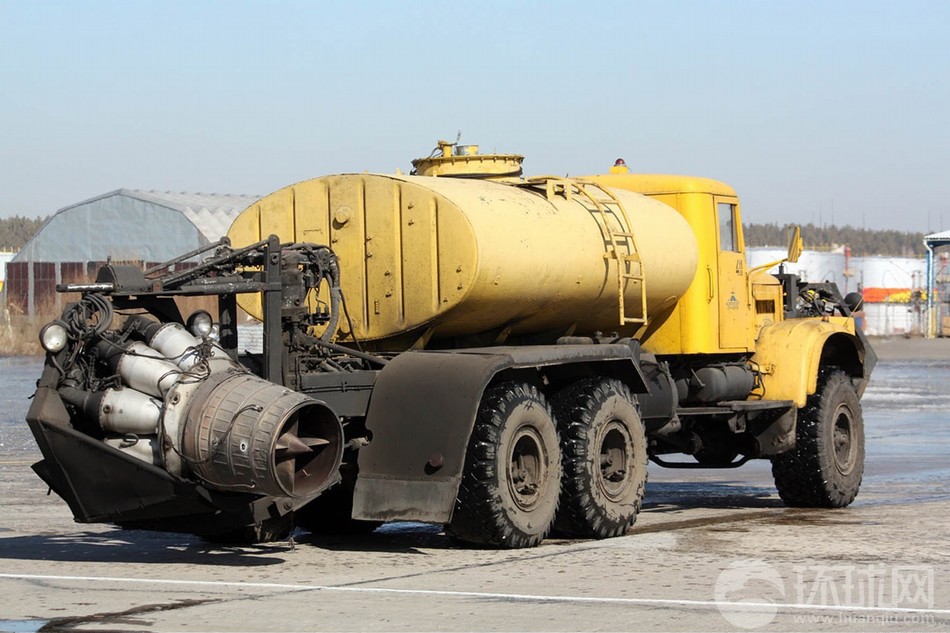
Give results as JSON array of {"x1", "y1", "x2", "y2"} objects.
[{"x1": 411, "y1": 139, "x2": 524, "y2": 180}]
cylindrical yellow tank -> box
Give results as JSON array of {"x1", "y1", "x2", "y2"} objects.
[{"x1": 228, "y1": 174, "x2": 698, "y2": 349}]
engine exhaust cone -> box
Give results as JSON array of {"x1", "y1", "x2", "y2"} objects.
[{"x1": 182, "y1": 372, "x2": 343, "y2": 498}]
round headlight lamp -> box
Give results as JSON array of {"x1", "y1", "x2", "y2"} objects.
[
  {"x1": 39, "y1": 321, "x2": 69, "y2": 353},
  {"x1": 187, "y1": 310, "x2": 214, "y2": 337}
]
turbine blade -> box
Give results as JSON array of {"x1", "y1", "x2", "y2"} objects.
[{"x1": 276, "y1": 433, "x2": 313, "y2": 458}]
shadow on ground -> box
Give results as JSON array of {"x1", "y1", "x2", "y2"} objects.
[
  {"x1": 0, "y1": 530, "x2": 287, "y2": 566},
  {"x1": 0, "y1": 483, "x2": 790, "y2": 562},
  {"x1": 644, "y1": 480, "x2": 784, "y2": 511},
  {"x1": 299, "y1": 522, "x2": 457, "y2": 553}
]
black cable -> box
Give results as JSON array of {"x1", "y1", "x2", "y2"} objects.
[
  {"x1": 171, "y1": 403, "x2": 263, "y2": 467},
  {"x1": 338, "y1": 290, "x2": 364, "y2": 353}
]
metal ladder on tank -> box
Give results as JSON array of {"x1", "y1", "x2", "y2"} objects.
[{"x1": 523, "y1": 177, "x2": 648, "y2": 331}]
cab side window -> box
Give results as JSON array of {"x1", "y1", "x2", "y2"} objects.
[{"x1": 717, "y1": 202, "x2": 739, "y2": 252}]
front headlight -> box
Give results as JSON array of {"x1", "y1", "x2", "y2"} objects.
[
  {"x1": 40, "y1": 321, "x2": 68, "y2": 353},
  {"x1": 186, "y1": 310, "x2": 214, "y2": 337}
]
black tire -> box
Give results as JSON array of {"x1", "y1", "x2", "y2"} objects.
[
  {"x1": 771, "y1": 369, "x2": 865, "y2": 507},
  {"x1": 447, "y1": 382, "x2": 562, "y2": 549},
  {"x1": 553, "y1": 378, "x2": 648, "y2": 538}
]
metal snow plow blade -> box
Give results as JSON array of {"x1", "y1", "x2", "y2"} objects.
[{"x1": 29, "y1": 413, "x2": 222, "y2": 526}]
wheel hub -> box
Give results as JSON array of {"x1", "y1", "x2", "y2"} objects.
[
  {"x1": 832, "y1": 404, "x2": 856, "y2": 475},
  {"x1": 598, "y1": 420, "x2": 632, "y2": 501},
  {"x1": 508, "y1": 426, "x2": 548, "y2": 511}
]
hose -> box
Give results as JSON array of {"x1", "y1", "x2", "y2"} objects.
[
  {"x1": 62, "y1": 293, "x2": 114, "y2": 342},
  {"x1": 320, "y1": 248, "x2": 342, "y2": 344}
]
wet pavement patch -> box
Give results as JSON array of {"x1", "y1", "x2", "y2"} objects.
[{"x1": 0, "y1": 620, "x2": 48, "y2": 633}]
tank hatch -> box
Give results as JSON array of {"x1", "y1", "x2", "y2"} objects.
[{"x1": 411, "y1": 139, "x2": 524, "y2": 180}]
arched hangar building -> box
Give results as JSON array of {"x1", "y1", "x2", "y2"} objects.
[{"x1": 5, "y1": 189, "x2": 259, "y2": 315}]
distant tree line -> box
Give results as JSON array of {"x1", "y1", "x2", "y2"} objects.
[
  {"x1": 744, "y1": 222, "x2": 926, "y2": 257},
  {"x1": 0, "y1": 214, "x2": 931, "y2": 258},
  {"x1": 0, "y1": 215, "x2": 47, "y2": 251}
]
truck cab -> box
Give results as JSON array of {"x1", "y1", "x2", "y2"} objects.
[{"x1": 583, "y1": 172, "x2": 754, "y2": 354}]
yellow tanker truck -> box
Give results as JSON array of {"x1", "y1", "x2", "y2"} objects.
[{"x1": 26, "y1": 141, "x2": 875, "y2": 548}]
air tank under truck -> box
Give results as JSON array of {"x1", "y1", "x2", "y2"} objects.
[{"x1": 26, "y1": 141, "x2": 875, "y2": 548}]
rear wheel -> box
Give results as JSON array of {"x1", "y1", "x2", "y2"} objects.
[
  {"x1": 554, "y1": 378, "x2": 647, "y2": 538},
  {"x1": 771, "y1": 369, "x2": 864, "y2": 507},
  {"x1": 447, "y1": 382, "x2": 561, "y2": 548}
]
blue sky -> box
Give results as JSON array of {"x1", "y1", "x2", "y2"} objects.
[{"x1": 1, "y1": 1, "x2": 948, "y2": 232}]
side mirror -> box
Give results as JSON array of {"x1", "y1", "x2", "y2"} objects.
[{"x1": 786, "y1": 226, "x2": 803, "y2": 264}]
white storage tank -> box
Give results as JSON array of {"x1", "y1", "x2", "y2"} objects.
[
  {"x1": 747, "y1": 248, "x2": 849, "y2": 291},
  {"x1": 862, "y1": 301, "x2": 926, "y2": 337},
  {"x1": 856, "y1": 256, "x2": 927, "y2": 291}
]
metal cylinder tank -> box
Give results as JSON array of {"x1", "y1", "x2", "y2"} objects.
[
  {"x1": 747, "y1": 248, "x2": 848, "y2": 289},
  {"x1": 857, "y1": 256, "x2": 927, "y2": 292},
  {"x1": 228, "y1": 174, "x2": 699, "y2": 348}
]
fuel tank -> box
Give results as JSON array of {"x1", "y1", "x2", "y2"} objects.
[{"x1": 228, "y1": 173, "x2": 699, "y2": 349}]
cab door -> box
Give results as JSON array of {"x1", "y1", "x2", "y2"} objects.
[{"x1": 715, "y1": 197, "x2": 752, "y2": 350}]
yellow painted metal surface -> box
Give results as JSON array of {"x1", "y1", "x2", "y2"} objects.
[
  {"x1": 751, "y1": 317, "x2": 857, "y2": 407},
  {"x1": 583, "y1": 173, "x2": 753, "y2": 355},
  {"x1": 587, "y1": 174, "x2": 738, "y2": 198},
  {"x1": 228, "y1": 174, "x2": 698, "y2": 349},
  {"x1": 750, "y1": 271, "x2": 783, "y2": 340},
  {"x1": 715, "y1": 196, "x2": 751, "y2": 350},
  {"x1": 411, "y1": 141, "x2": 524, "y2": 180}
]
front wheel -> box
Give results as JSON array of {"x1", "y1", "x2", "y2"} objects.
[
  {"x1": 553, "y1": 378, "x2": 647, "y2": 538},
  {"x1": 771, "y1": 369, "x2": 865, "y2": 507},
  {"x1": 447, "y1": 382, "x2": 561, "y2": 549}
]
